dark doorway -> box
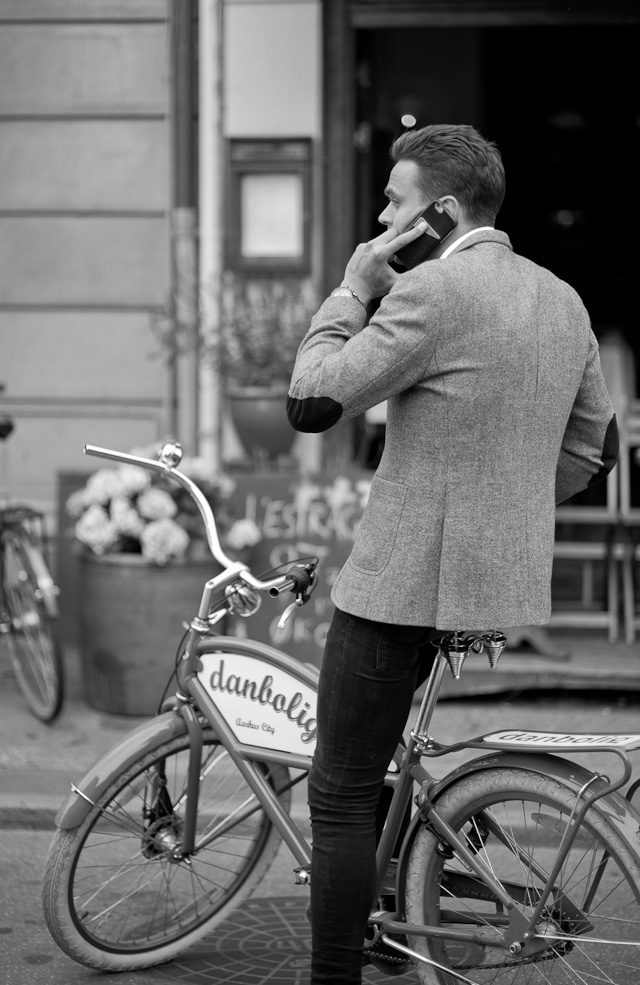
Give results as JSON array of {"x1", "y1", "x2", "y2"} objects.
[
  {"x1": 483, "y1": 25, "x2": 637, "y2": 344},
  {"x1": 354, "y1": 24, "x2": 639, "y2": 379}
]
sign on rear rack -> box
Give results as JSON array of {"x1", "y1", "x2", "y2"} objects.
[{"x1": 483, "y1": 730, "x2": 640, "y2": 750}]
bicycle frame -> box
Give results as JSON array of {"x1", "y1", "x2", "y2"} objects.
[
  {"x1": 188, "y1": 631, "x2": 640, "y2": 970},
  {"x1": 54, "y1": 442, "x2": 640, "y2": 981},
  {"x1": 55, "y1": 587, "x2": 640, "y2": 971}
]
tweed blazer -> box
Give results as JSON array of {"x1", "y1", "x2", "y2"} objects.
[{"x1": 287, "y1": 229, "x2": 618, "y2": 630}]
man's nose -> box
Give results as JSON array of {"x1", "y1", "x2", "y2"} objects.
[{"x1": 378, "y1": 204, "x2": 393, "y2": 226}]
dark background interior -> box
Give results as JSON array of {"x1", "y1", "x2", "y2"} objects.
[{"x1": 355, "y1": 24, "x2": 638, "y2": 364}]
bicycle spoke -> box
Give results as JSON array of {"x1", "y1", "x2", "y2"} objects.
[
  {"x1": 407, "y1": 768, "x2": 640, "y2": 984},
  {"x1": 44, "y1": 733, "x2": 291, "y2": 961}
]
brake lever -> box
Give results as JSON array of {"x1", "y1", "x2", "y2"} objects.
[
  {"x1": 277, "y1": 596, "x2": 304, "y2": 631},
  {"x1": 275, "y1": 561, "x2": 319, "y2": 631}
]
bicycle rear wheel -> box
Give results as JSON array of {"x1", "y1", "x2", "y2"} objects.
[
  {"x1": 405, "y1": 766, "x2": 640, "y2": 984},
  {"x1": 2, "y1": 529, "x2": 63, "y2": 721},
  {"x1": 42, "y1": 729, "x2": 292, "y2": 971}
]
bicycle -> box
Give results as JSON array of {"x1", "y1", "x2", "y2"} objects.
[
  {"x1": 0, "y1": 412, "x2": 64, "y2": 721},
  {"x1": 42, "y1": 440, "x2": 640, "y2": 983}
]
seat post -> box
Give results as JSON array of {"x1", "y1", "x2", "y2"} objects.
[{"x1": 410, "y1": 649, "x2": 448, "y2": 746}]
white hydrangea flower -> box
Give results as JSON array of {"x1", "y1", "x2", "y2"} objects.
[
  {"x1": 74, "y1": 504, "x2": 119, "y2": 554},
  {"x1": 67, "y1": 440, "x2": 244, "y2": 565},
  {"x1": 82, "y1": 468, "x2": 128, "y2": 506},
  {"x1": 66, "y1": 488, "x2": 89, "y2": 519},
  {"x1": 117, "y1": 465, "x2": 151, "y2": 497},
  {"x1": 137, "y1": 487, "x2": 177, "y2": 521},
  {"x1": 225, "y1": 518, "x2": 262, "y2": 551},
  {"x1": 110, "y1": 496, "x2": 145, "y2": 538},
  {"x1": 140, "y1": 518, "x2": 189, "y2": 565}
]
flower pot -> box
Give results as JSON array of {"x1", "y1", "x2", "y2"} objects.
[
  {"x1": 78, "y1": 552, "x2": 219, "y2": 715},
  {"x1": 228, "y1": 386, "x2": 296, "y2": 460}
]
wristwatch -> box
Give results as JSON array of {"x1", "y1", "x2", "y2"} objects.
[{"x1": 330, "y1": 286, "x2": 366, "y2": 309}]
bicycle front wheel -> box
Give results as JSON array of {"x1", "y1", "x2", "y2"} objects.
[
  {"x1": 2, "y1": 530, "x2": 63, "y2": 721},
  {"x1": 42, "y1": 729, "x2": 292, "y2": 971},
  {"x1": 405, "y1": 766, "x2": 640, "y2": 984}
]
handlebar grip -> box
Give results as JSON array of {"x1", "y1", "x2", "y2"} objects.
[
  {"x1": 269, "y1": 578, "x2": 296, "y2": 598},
  {"x1": 268, "y1": 563, "x2": 316, "y2": 598}
]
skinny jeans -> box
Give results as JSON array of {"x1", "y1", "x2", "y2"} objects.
[{"x1": 307, "y1": 607, "x2": 437, "y2": 985}]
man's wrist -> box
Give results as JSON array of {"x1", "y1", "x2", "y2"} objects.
[{"x1": 330, "y1": 285, "x2": 368, "y2": 309}]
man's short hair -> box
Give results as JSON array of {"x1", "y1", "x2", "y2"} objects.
[{"x1": 390, "y1": 124, "x2": 506, "y2": 225}]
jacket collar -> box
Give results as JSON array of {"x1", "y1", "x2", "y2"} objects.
[{"x1": 445, "y1": 227, "x2": 512, "y2": 257}]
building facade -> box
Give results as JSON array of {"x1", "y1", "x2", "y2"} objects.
[{"x1": 2, "y1": 0, "x2": 638, "y2": 529}]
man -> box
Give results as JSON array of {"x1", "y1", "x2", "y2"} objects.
[{"x1": 286, "y1": 124, "x2": 618, "y2": 985}]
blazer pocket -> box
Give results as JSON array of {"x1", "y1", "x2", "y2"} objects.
[{"x1": 350, "y1": 476, "x2": 407, "y2": 574}]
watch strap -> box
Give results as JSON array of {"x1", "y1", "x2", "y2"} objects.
[{"x1": 330, "y1": 286, "x2": 366, "y2": 309}]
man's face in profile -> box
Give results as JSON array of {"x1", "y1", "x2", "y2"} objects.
[{"x1": 378, "y1": 159, "x2": 426, "y2": 236}]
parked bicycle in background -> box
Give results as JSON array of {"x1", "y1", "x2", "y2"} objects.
[{"x1": 0, "y1": 396, "x2": 64, "y2": 721}]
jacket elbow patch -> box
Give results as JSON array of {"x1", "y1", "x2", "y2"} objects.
[
  {"x1": 587, "y1": 413, "x2": 619, "y2": 487},
  {"x1": 286, "y1": 394, "x2": 343, "y2": 432}
]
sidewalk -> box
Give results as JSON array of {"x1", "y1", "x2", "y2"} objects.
[
  {"x1": 1, "y1": 628, "x2": 638, "y2": 827},
  {"x1": 0, "y1": 661, "x2": 147, "y2": 829}
]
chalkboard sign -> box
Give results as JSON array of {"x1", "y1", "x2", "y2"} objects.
[{"x1": 230, "y1": 473, "x2": 372, "y2": 667}]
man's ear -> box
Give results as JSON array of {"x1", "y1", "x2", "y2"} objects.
[{"x1": 439, "y1": 195, "x2": 461, "y2": 220}]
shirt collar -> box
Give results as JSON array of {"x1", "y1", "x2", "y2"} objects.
[{"x1": 441, "y1": 226, "x2": 495, "y2": 259}]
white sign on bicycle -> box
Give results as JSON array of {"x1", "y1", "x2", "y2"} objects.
[
  {"x1": 484, "y1": 730, "x2": 640, "y2": 749},
  {"x1": 197, "y1": 651, "x2": 318, "y2": 756}
]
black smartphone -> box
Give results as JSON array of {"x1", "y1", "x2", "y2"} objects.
[{"x1": 394, "y1": 200, "x2": 457, "y2": 269}]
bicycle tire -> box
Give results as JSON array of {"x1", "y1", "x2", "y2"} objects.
[
  {"x1": 2, "y1": 529, "x2": 64, "y2": 721},
  {"x1": 42, "y1": 728, "x2": 292, "y2": 971},
  {"x1": 405, "y1": 766, "x2": 640, "y2": 984}
]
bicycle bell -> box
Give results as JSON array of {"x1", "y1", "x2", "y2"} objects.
[{"x1": 159, "y1": 441, "x2": 183, "y2": 468}]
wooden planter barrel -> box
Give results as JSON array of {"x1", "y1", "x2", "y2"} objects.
[{"x1": 78, "y1": 552, "x2": 219, "y2": 715}]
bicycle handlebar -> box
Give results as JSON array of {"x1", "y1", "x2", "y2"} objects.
[
  {"x1": 270, "y1": 579, "x2": 298, "y2": 597},
  {"x1": 268, "y1": 563, "x2": 315, "y2": 598},
  {"x1": 83, "y1": 442, "x2": 305, "y2": 596}
]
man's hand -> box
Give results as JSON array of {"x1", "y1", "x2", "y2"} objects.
[{"x1": 340, "y1": 220, "x2": 427, "y2": 304}]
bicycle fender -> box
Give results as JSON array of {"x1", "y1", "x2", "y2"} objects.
[
  {"x1": 395, "y1": 751, "x2": 640, "y2": 912},
  {"x1": 54, "y1": 710, "x2": 189, "y2": 830}
]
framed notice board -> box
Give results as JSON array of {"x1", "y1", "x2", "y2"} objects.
[{"x1": 226, "y1": 138, "x2": 312, "y2": 273}]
